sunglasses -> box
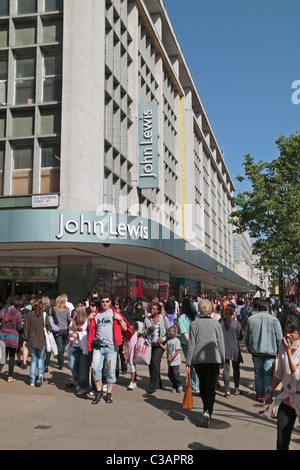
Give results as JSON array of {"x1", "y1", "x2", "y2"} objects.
[{"x1": 101, "y1": 300, "x2": 110, "y2": 304}]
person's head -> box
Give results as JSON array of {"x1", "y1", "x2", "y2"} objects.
[
  {"x1": 73, "y1": 305, "x2": 87, "y2": 328},
  {"x1": 150, "y1": 301, "x2": 161, "y2": 317},
  {"x1": 100, "y1": 293, "x2": 111, "y2": 311},
  {"x1": 256, "y1": 299, "x2": 270, "y2": 312},
  {"x1": 135, "y1": 300, "x2": 143, "y2": 309},
  {"x1": 283, "y1": 314, "x2": 300, "y2": 343},
  {"x1": 89, "y1": 299, "x2": 98, "y2": 312},
  {"x1": 224, "y1": 304, "x2": 235, "y2": 329},
  {"x1": 31, "y1": 298, "x2": 43, "y2": 317},
  {"x1": 132, "y1": 321, "x2": 139, "y2": 333},
  {"x1": 41, "y1": 295, "x2": 50, "y2": 310},
  {"x1": 199, "y1": 299, "x2": 213, "y2": 317},
  {"x1": 113, "y1": 297, "x2": 123, "y2": 310},
  {"x1": 55, "y1": 295, "x2": 68, "y2": 312},
  {"x1": 167, "y1": 326, "x2": 177, "y2": 339}
]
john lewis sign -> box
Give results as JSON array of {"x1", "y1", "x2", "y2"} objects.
[{"x1": 138, "y1": 101, "x2": 159, "y2": 189}]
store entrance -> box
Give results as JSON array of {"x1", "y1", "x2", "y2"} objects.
[{"x1": 0, "y1": 279, "x2": 58, "y2": 305}]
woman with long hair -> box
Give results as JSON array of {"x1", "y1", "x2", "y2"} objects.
[
  {"x1": 53, "y1": 295, "x2": 71, "y2": 369},
  {"x1": 219, "y1": 304, "x2": 243, "y2": 398},
  {"x1": 67, "y1": 305, "x2": 89, "y2": 395},
  {"x1": 24, "y1": 298, "x2": 51, "y2": 386},
  {"x1": 41, "y1": 295, "x2": 59, "y2": 373}
]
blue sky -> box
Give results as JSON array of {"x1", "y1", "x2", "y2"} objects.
[{"x1": 164, "y1": 0, "x2": 300, "y2": 193}]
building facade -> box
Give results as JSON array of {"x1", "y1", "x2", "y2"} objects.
[{"x1": 0, "y1": 0, "x2": 255, "y2": 303}]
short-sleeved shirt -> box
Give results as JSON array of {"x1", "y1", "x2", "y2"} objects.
[
  {"x1": 167, "y1": 337, "x2": 181, "y2": 366},
  {"x1": 95, "y1": 309, "x2": 116, "y2": 350}
]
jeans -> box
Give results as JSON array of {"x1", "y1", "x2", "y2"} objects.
[
  {"x1": 69, "y1": 347, "x2": 89, "y2": 388},
  {"x1": 194, "y1": 363, "x2": 220, "y2": 417},
  {"x1": 29, "y1": 342, "x2": 46, "y2": 385},
  {"x1": 252, "y1": 355, "x2": 275, "y2": 399},
  {"x1": 55, "y1": 329, "x2": 68, "y2": 367},
  {"x1": 92, "y1": 347, "x2": 117, "y2": 383},
  {"x1": 182, "y1": 344, "x2": 199, "y2": 392},
  {"x1": 168, "y1": 364, "x2": 182, "y2": 389}
]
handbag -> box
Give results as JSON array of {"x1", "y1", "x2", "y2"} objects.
[
  {"x1": 182, "y1": 370, "x2": 193, "y2": 410},
  {"x1": 43, "y1": 312, "x2": 58, "y2": 355},
  {"x1": 134, "y1": 336, "x2": 152, "y2": 365}
]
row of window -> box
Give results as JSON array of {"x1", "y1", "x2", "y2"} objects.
[
  {"x1": 0, "y1": 51, "x2": 62, "y2": 106},
  {"x1": 0, "y1": 141, "x2": 60, "y2": 195},
  {"x1": 0, "y1": 0, "x2": 63, "y2": 17}
]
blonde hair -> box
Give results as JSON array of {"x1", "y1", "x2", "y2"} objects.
[
  {"x1": 55, "y1": 295, "x2": 68, "y2": 312},
  {"x1": 199, "y1": 299, "x2": 213, "y2": 316},
  {"x1": 41, "y1": 295, "x2": 50, "y2": 310}
]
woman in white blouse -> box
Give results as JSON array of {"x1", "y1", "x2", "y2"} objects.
[{"x1": 263, "y1": 314, "x2": 300, "y2": 450}]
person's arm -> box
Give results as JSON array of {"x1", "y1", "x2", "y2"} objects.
[
  {"x1": 113, "y1": 311, "x2": 128, "y2": 331},
  {"x1": 168, "y1": 349, "x2": 179, "y2": 363}
]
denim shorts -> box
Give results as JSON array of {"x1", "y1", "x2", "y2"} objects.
[{"x1": 92, "y1": 347, "x2": 117, "y2": 383}]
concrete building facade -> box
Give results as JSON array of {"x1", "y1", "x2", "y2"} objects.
[{"x1": 0, "y1": 0, "x2": 255, "y2": 302}]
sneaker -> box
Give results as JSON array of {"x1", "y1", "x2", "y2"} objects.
[
  {"x1": 171, "y1": 388, "x2": 177, "y2": 393},
  {"x1": 127, "y1": 382, "x2": 137, "y2": 390},
  {"x1": 200, "y1": 411, "x2": 210, "y2": 428},
  {"x1": 177, "y1": 386, "x2": 183, "y2": 393},
  {"x1": 35, "y1": 375, "x2": 43, "y2": 387},
  {"x1": 30, "y1": 383, "x2": 35, "y2": 387},
  {"x1": 233, "y1": 389, "x2": 242, "y2": 395},
  {"x1": 224, "y1": 392, "x2": 230, "y2": 398},
  {"x1": 106, "y1": 393, "x2": 113, "y2": 403}
]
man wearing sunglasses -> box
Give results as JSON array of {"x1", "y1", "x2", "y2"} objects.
[{"x1": 88, "y1": 293, "x2": 132, "y2": 404}]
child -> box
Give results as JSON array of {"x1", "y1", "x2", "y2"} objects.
[
  {"x1": 166, "y1": 326, "x2": 183, "y2": 393},
  {"x1": 126, "y1": 321, "x2": 139, "y2": 390}
]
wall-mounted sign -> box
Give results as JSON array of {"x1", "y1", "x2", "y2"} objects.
[
  {"x1": 138, "y1": 101, "x2": 158, "y2": 189},
  {"x1": 233, "y1": 233, "x2": 240, "y2": 264},
  {"x1": 32, "y1": 194, "x2": 59, "y2": 208}
]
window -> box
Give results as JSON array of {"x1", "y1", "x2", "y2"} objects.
[
  {"x1": 0, "y1": 57, "x2": 7, "y2": 105},
  {"x1": 12, "y1": 143, "x2": 33, "y2": 195},
  {"x1": 17, "y1": 0, "x2": 37, "y2": 15},
  {"x1": 0, "y1": 144, "x2": 4, "y2": 195},
  {"x1": 41, "y1": 142, "x2": 60, "y2": 168},
  {"x1": 42, "y1": 51, "x2": 62, "y2": 102},
  {"x1": 44, "y1": 0, "x2": 63, "y2": 12},
  {"x1": 40, "y1": 141, "x2": 60, "y2": 193},
  {"x1": 0, "y1": 0, "x2": 9, "y2": 16},
  {"x1": 15, "y1": 55, "x2": 36, "y2": 105}
]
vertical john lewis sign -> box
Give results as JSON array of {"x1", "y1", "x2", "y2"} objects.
[{"x1": 138, "y1": 101, "x2": 158, "y2": 189}]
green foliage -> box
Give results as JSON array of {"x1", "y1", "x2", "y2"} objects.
[{"x1": 230, "y1": 131, "x2": 300, "y2": 278}]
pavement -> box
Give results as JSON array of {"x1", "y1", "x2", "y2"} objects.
[{"x1": 0, "y1": 340, "x2": 299, "y2": 453}]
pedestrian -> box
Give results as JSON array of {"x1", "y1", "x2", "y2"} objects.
[
  {"x1": 166, "y1": 326, "x2": 183, "y2": 393},
  {"x1": 186, "y1": 299, "x2": 225, "y2": 428},
  {"x1": 263, "y1": 314, "x2": 300, "y2": 450},
  {"x1": 126, "y1": 321, "x2": 139, "y2": 390},
  {"x1": 88, "y1": 293, "x2": 132, "y2": 404},
  {"x1": 23, "y1": 298, "x2": 51, "y2": 387},
  {"x1": 53, "y1": 294, "x2": 71, "y2": 369},
  {"x1": 178, "y1": 297, "x2": 199, "y2": 393},
  {"x1": 41, "y1": 295, "x2": 59, "y2": 373},
  {"x1": 142, "y1": 301, "x2": 170, "y2": 393},
  {"x1": 0, "y1": 298, "x2": 23, "y2": 383},
  {"x1": 220, "y1": 304, "x2": 243, "y2": 397},
  {"x1": 244, "y1": 298, "x2": 283, "y2": 401},
  {"x1": 67, "y1": 305, "x2": 89, "y2": 395},
  {"x1": 165, "y1": 296, "x2": 176, "y2": 326}
]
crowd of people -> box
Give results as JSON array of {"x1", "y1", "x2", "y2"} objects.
[{"x1": 0, "y1": 290, "x2": 300, "y2": 449}]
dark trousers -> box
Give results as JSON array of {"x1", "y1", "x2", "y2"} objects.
[
  {"x1": 277, "y1": 402, "x2": 297, "y2": 450},
  {"x1": 168, "y1": 364, "x2": 181, "y2": 389},
  {"x1": 223, "y1": 359, "x2": 240, "y2": 392},
  {"x1": 55, "y1": 329, "x2": 68, "y2": 367},
  {"x1": 194, "y1": 363, "x2": 220, "y2": 417},
  {"x1": 148, "y1": 345, "x2": 164, "y2": 391}
]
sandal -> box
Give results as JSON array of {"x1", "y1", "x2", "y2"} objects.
[
  {"x1": 8, "y1": 377, "x2": 16, "y2": 383},
  {"x1": 224, "y1": 392, "x2": 230, "y2": 398}
]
